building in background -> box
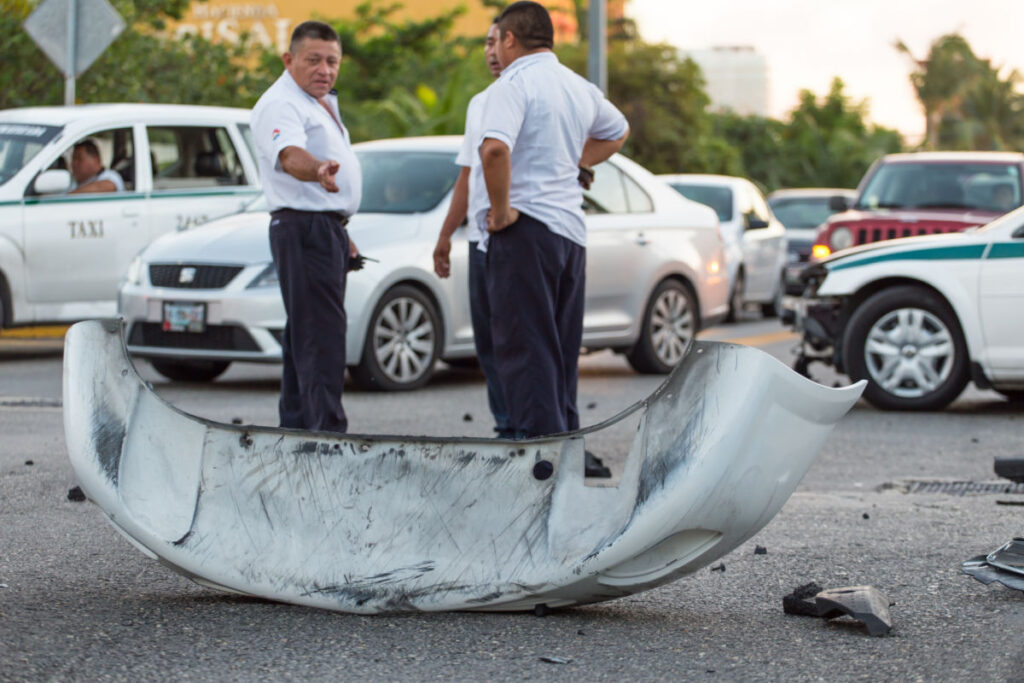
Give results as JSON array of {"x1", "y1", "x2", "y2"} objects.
[{"x1": 683, "y1": 46, "x2": 769, "y2": 117}]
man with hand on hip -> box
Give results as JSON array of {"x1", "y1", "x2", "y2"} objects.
[
  {"x1": 479, "y1": 1, "x2": 629, "y2": 440},
  {"x1": 432, "y1": 19, "x2": 512, "y2": 438},
  {"x1": 251, "y1": 20, "x2": 361, "y2": 433}
]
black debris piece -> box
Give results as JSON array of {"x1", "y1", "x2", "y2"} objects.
[
  {"x1": 584, "y1": 451, "x2": 611, "y2": 478},
  {"x1": 577, "y1": 629, "x2": 586, "y2": 636},
  {"x1": 814, "y1": 586, "x2": 894, "y2": 637},
  {"x1": 863, "y1": 513, "x2": 870, "y2": 520},
  {"x1": 462, "y1": 413, "x2": 473, "y2": 422},
  {"x1": 754, "y1": 545, "x2": 767, "y2": 555},
  {"x1": 24, "y1": 460, "x2": 34, "y2": 466},
  {"x1": 996, "y1": 500, "x2": 1024, "y2": 506},
  {"x1": 994, "y1": 457, "x2": 1024, "y2": 484},
  {"x1": 971, "y1": 437, "x2": 979, "y2": 443},
  {"x1": 540, "y1": 656, "x2": 572, "y2": 665},
  {"x1": 534, "y1": 603, "x2": 550, "y2": 617},
  {"x1": 67, "y1": 486, "x2": 86, "y2": 502},
  {"x1": 231, "y1": 417, "x2": 243, "y2": 425},
  {"x1": 711, "y1": 563, "x2": 726, "y2": 573},
  {"x1": 586, "y1": 402, "x2": 597, "y2": 410},
  {"x1": 783, "y1": 581, "x2": 824, "y2": 617},
  {"x1": 533, "y1": 460, "x2": 554, "y2": 481}
]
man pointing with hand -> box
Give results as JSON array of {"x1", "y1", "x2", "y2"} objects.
[{"x1": 251, "y1": 20, "x2": 361, "y2": 433}]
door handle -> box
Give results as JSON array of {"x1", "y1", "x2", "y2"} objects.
[{"x1": 635, "y1": 233, "x2": 649, "y2": 246}]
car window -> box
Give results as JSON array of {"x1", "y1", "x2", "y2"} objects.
[
  {"x1": 37, "y1": 127, "x2": 134, "y2": 194},
  {"x1": 148, "y1": 126, "x2": 250, "y2": 190},
  {"x1": 237, "y1": 123, "x2": 256, "y2": 167},
  {"x1": 669, "y1": 183, "x2": 733, "y2": 222},
  {"x1": 586, "y1": 162, "x2": 629, "y2": 214},
  {"x1": 856, "y1": 162, "x2": 1023, "y2": 212},
  {"x1": 748, "y1": 185, "x2": 771, "y2": 222},
  {"x1": 623, "y1": 171, "x2": 654, "y2": 213},
  {"x1": 356, "y1": 150, "x2": 459, "y2": 213},
  {"x1": 0, "y1": 123, "x2": 61, "y2": 189},
  {"x1": 769, "y1": 197, "x2": 836, "y2": 229}
]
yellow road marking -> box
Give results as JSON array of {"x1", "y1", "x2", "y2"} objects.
[
  {"x1": 716, "y1": 330, "x2": 799, "y2": 347},
  {"x1": 0, "y1": 325, "x2": 70, "y2": 339}
]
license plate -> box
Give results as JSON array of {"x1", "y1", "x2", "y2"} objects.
[{"x1": 162, "y1": 302, "x2": 206, "y2": 333}]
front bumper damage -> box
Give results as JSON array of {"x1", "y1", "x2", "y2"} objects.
[
  {"x1": 63, "y1": 319, "x2": 863, "y2": 614},
  {"x1": 785, "y1": 265, "x2": 846, "y2": 377}
]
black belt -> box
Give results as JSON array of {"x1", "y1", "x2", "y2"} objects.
[{"x1": 271, "y1": 208, "x2": 349, "y2": 226}]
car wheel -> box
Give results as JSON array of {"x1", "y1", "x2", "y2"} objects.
[
  {"x1": 350, "y1": 284, "x2": 441, "y2": 391},
  {"x1": 627, "y1": 279, "x2": 697, "y2": 374},
  {"x1": 726, "y1": 270, "x2": 745, "y2": 322},
  {"x1": 149, "y1": 359, "x2": 231, "y2": 383},
  {"x1": 843, "y1": 286, "x2": 969, "y2": 410}
]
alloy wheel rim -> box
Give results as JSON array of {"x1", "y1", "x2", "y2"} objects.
[
  {"x1": 864, "y1": 307, "x2": 954, "y2": 398},
  {"x1": 650, "y1": 288, "x2": 693, "y2": 367},
  {"x1": 373, "y1": 297, "x2": 435, "y2": 384}
]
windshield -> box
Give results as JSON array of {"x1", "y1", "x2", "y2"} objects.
[
  {"x1": 769, "y1": 196, "x2": 837, "y2": 229},
  {"x1": 856, "y1": 162, "x2": 1022, "y2": 213},
  {"x1": 357, "y1": 150, "x2": 459, "y2": 213},
  {"x1": 0, "y1": 123, "x2": 62, "y2": 188},
  {"x1": 667, "y1": 183, "x2": 733, "y2": 222}
]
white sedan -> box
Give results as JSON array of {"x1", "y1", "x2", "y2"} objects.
[
  {"x1": 118, "y1": 136, "x2": 729, "y2": 389},
  {"x1": 789, "y1": 206, "x2": 1024, "y2": 409}
]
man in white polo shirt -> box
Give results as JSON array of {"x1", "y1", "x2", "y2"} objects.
[
  {"x1": 251, "y1": 20, "x2": 361, "y2": 433},
  {"x1": 479, "y1": 1, "x2": 629, "y2": 439},
  {"x1": 432, "y1": 19, "x2": 512, "y2": 438}
]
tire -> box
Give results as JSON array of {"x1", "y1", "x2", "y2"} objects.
[
  {"x1": 726, "y1": 270, "x2": 745, "y2": 323},
  {"x1": 842, "y1": 285, "x2": 969, "y2": 410},
  {"x1": 627, "y1": 279, "x2": 697, "y2": 374},
  {"x1": 760, "y1": 274, "x2": 784, "y2": 319},
  {"x1": 350, "y1": 284, "x2": 442, "y2": 391},
  {"x1": 149, "y1": 359, "x2": 230, "y2": 383}
]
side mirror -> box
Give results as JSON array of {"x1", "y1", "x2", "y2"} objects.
[
  {"x1": 33, "y1": 169, "x2": 72, "y2": 195},
  {"x1": 746, "y1": 215, "x2": 770, "y2": 230},
  {"x1": 828, "y1": 195, "x2": 850, "y2": 212}
]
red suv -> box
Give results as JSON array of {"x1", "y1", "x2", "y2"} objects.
[{"x1": 813, "y1": 152, "x2": 1024, "y2": 259}]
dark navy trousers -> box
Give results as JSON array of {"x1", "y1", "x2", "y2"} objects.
[
  {"x1": 468, "y1": 241, "x2": 512, "y2": 437},
  {"x1": 486, "y1": 212, "x2": 585, "y2": 438},
  {"x1": 269, "y1": 209, "x2": 350, "y2": 433}
]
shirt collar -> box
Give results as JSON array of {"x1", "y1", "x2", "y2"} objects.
[
  {"x1": 281, "y1": 70, "x2": 319, "y2": 104},
  {"x1": 500, "y1": 50, "x2": 558, "y2": 79}
]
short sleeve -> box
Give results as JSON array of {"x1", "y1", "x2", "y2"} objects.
[
  {"x1": 102, "y1": 168, "x2": 125, "y2": 192},
  {"x1": 251, "y1": 98, "x2": 308, "y2": 171},
  {"x1": 455, "y1": 94, "x2": 483, "y2": 167},
  {"x1": 588, "y1": 97, "x2": 629, "y2": 142},
  {"x1": 479, "y1": 78, "x2": 527, "y2": 153}
]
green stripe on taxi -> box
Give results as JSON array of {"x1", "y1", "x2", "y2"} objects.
[{"x1": 829, "y1": 244, "x2": 987, "y2": 271}]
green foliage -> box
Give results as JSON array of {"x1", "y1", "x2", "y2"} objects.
[{"x1": 897, "y1": 33, "x2": 1024, "y2": 151}]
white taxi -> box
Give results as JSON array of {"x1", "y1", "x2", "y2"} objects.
[
  {"x1": 790, "y1": 206, "x2": 1024, "y2": 410},
  {"x1": 0, "y1": 104, "x2": 260, "y2": 328}
]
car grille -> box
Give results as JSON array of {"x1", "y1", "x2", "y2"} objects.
[
  {"x1": 853, "y1": 223, "x2": 961, "y2": 246},
  {"x1": 127, "y1": 322, "x2": 260, "y2": 351},
  {"x1": 149, "y1": 264, "x2": 244, "y2": 289}
]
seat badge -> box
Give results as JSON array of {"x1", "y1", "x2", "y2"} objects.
[{"x1": 179, "y1": 267, "x2": 197, "y2": 284}]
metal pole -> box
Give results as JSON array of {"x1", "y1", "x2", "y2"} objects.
[
  {"x1": 65, "y1": 0, "x2": 76, "y2": 106},
  {"x1": 587, "y1": 0, "x2": 607, "y2": 94}
]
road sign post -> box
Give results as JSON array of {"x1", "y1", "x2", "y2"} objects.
[
  {"x1": 587, "y1": 0, "x2": 607, "y2": 94},
  {"x1": 24, "y1": 0, "x2": 125, "y2": 106}
]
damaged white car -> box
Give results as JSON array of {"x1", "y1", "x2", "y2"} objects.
[
  {"x1": 789, "y1": 206, "x2": 1024, "y2": 410},
  {"x1": 63, "y1": 318, "x2": 862, "y2": 614}
]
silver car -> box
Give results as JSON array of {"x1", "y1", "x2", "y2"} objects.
[{"x1": 118, "y1": 136, "x2": 729, "y2": 390}]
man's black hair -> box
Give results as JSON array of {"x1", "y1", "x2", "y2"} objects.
[
  {"x1": 289, "y1": 20, "x2": 341, "y2": 53},
  {"x1": 496, "y1": 1, "x2": 554, "y2": 50},
  {"x1": 73, "y1": 139, "x2": 101, "y2": 160}
]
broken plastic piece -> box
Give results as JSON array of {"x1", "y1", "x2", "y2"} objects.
[
  {"x1": 62, "y1": 319, "x2": 864, "y2": 614},
  {"x1": 66, "y1": 486, "x2": 85, "y2": 502},
  {"x1": 814, "y1": 586, "x2": 894, "y2": 637},
  {"x1": 782, "y1": 581, "x2": 824, "y2": 617},
  {"x1": 985, "y1": 538, "x2": 1024, "y2": 576},
  {"x1": 540, "y1": 656, "x2": 572, "y2": 664},
  {"x1": 994, "y1": 458, "x2": 1024, "y2": 484},
  {"x1": 962, "y1": 555, "x2": 1024, "y2": 592}
]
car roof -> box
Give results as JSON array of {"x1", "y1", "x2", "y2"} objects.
[
  {"x1": 354, "y1": 136, "x2": 462, "y2": 152},
  {"x1": 658, "y1": 173, "x2": 748, "y2": 187},
  {"x1": 0, "y1": 103, "x2": 251, "y2": 126},
  {"x1": 879, "y1": 151, "x2": 1024, "y2": 164},
  {"x1": 768, "y1": 188, "x2": 856, "y2": 199}
]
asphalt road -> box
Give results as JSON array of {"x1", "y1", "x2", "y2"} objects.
[{"x1": 2, "y1": 315, "x2": 1023, "y2": 681}]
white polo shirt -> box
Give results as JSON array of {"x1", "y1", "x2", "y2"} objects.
[
  {"x1": 71, "y1": 167, "x2": 125, "y2": 192},
  {"x1": 455, "y1": 88, "x2": 492, "y2": 243},
  {"x1": 478, "y1": 51, "x2": 628, "y2": 247},
  {"x1": 250, "y1": 71, "x2": 362, "y2": 215}
]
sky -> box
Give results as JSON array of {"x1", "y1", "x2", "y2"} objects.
[{"x1": 629, "y1": 0, "x2": 1024, "y2": 142}]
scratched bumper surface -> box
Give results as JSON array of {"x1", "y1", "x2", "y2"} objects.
[{"x1": 63, "y1": 319, "x2": 864, "y2": 614}]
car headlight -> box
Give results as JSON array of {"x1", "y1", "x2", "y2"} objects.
[
  {"x1": 830, "y1": 227, "x2": 853, "y2": 251},
  {"x1": 248, "y1": 263, "x2": 279, "y2": 289},
  {"x1": 123, "y1": 255, "x2": 145, "y2": 286}
]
